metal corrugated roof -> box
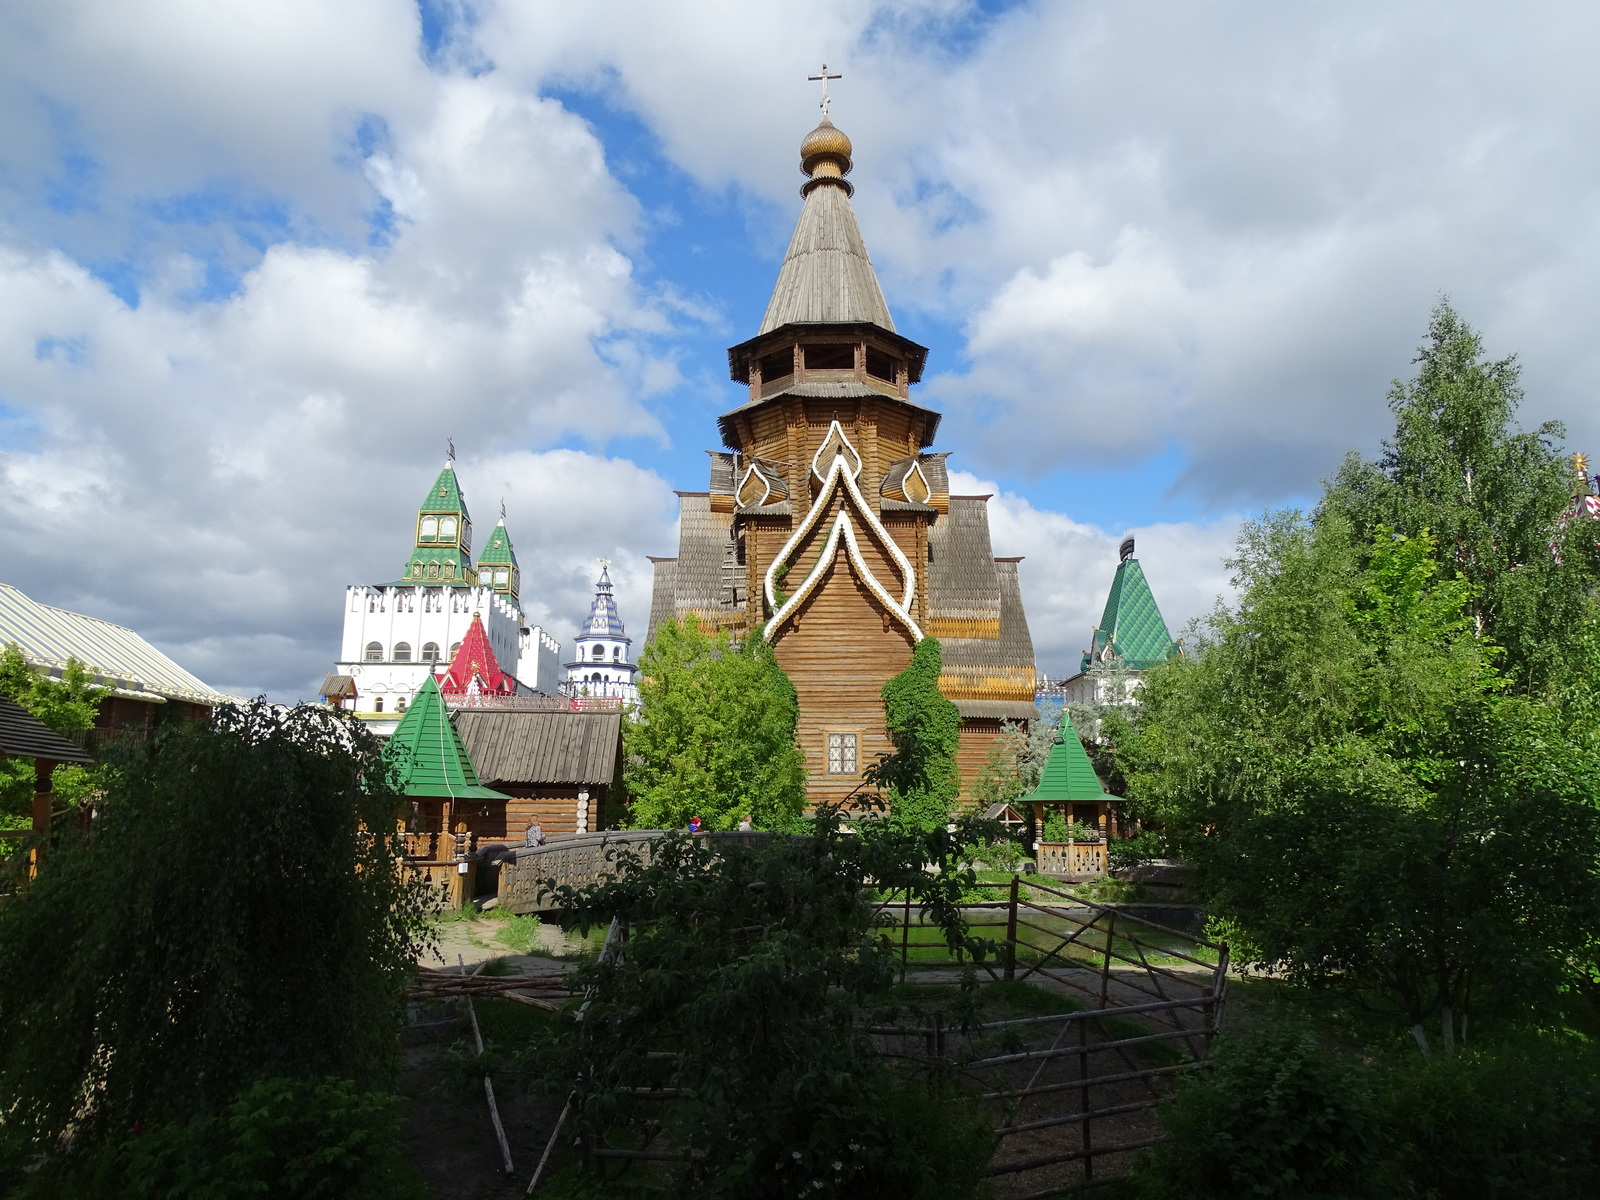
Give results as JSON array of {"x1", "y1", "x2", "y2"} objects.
[
  {"x1": 0, "y1": 583, "x2": 231, "y2": 706},
  {"x1": 0, "y1": 696, "x2": 95, "y2": 764},
  {"x1": 453, "y1": 709, "x2": 623, "y2": 786},
  {"x1": 760, "y1": 183, "x2": 895, "y2": 334}
]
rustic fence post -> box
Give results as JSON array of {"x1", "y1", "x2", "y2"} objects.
[
  {"x1": 1005, "y1": 874, "x2": 1019, "y2": 982},
  {"x1": 1079, "y1": 1016, "x2": 1093, "y2": 1181},
  {"x1": 901, "y1": 890, "x2": 912, "y2": 980},
  {"x1": 1099, "y1": 910, "x2": 1116, "y2": 1010}
]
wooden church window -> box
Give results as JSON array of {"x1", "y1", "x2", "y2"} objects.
[
  {"x1": 866, "y1": 347, "x2": 896, "y2": 381},
  {"x1": 805, "y1": 343, "x2": 855, "y2": 371},
  {"x1": 826, "y1": 732, "x2": 858, "y2": 774}
]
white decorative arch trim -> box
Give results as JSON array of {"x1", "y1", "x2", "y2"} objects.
[
  {"x1": 810, "y1": 418, "x2": 863, "y2": 482},
  {"x1": 903, "y1": 459, "x2": 931, "y2": 504},
  {"x1": 736, "y1": 462, "x2": 773, "y2": 508},
  {"x1": 765, "y1": 426, "x2": 921, "y2": 643}
]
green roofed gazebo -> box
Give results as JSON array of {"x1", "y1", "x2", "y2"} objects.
[
  {"x1": 385, "y1": 677, "x2": 507, "y2": 899},
  {"x1": 1017, "y1": 714, "x2": 1122, "y2": 847},
  {"x1": 385, "y1": 676, "x2": 506, "y2": 802}
]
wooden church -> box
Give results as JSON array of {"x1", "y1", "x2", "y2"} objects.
[{"x1": 647, "y1": 109, "x2": 1037, "y2": 807}]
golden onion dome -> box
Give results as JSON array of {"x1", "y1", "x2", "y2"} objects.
[{"x1": 801, "y1": 118, "x2": 853, "y2": 173}]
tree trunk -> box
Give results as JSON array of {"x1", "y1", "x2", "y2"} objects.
[{"x1": 1411, "y1": 1023, "x2": 1431, "y2": 1057}]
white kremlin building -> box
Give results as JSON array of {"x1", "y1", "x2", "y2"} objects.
[{"x1": 324, "y1": 455, "x2": 560, "y2": 728}]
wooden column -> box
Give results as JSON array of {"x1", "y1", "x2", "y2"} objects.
[{"x1": 29, "y1": 758, "x2": 55, "y2": 879}]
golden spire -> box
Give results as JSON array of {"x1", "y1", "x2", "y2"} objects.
[{"x1": 1574, "y1": 452, "x2": 1592, "y2": 496}]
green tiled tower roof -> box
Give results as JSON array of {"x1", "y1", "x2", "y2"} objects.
[
  {"x1": 1018, "y1": 715, "x2": 1116, "y2": 802},
  {"x1": 400, "y1": 459, "x2": 475, "y2": 585},
  {"x1": 383, "y1": 676, "x2": 506, "y2": 800},
  {"x1": 474, "y1": 517, "x2": 521, "y2": 601},
  {"x1": 1081, "y1": 549, "x2": 1180, "y2": 672}
]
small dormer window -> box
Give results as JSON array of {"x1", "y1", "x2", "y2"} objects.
[
  {"x1": 420, "y1": 517, "x2": 438, "y2": 541},
  {"x1": 440, "y1": 516, "x2": 458, "y2": 540},
  {"x1": 443, "y1": 563, "x2": 455, "y2": 579}
]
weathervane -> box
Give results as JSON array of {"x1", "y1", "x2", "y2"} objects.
[
  {"x1": 808, "y1": 64, "x2": 841, "y2": 118},
  {"x1": 447, "y1": 436, "x2": 455, "y2": 462}
]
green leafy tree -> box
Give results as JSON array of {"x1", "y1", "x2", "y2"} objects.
[
  {"x1": 1321, "y1": 299, "x2": 1595, "y2": 694},
  {"x1": 1124, "y1": 515, "x2": 1600, "y2": 1052},
  {"x1": 0, "y1": 643, "x2": 109, "y2": 822},
  {"x1": 0, "y1": 701, "x2": 434, "y2": 1162},
  {"x1": 623, "y1": 617, "x2": 807, "y2": 831},
  {"x1": 867, "y1": 638, "x2": 962, "y2": 830}
]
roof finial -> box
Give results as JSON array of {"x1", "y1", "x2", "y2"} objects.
[
  {"x1": 499, "y1": 496, "x2": 507, "y2": 524},
  {"x1": 446, "y1": 436, "x2": 455, "y2": 466},
  {"x1": 808, "y1": 63, "x2": 841, "y2": 118}
]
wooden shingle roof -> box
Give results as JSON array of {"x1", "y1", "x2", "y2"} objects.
[
  {"x1": 453, "y1": 710, "x2": 623, "y2": 787},
  {"x1": 0, "y1": 696, "x2": 94, "y2": 765},
  {"x1": 759, "y1": 183, "x2": 896, "y2": 334}
]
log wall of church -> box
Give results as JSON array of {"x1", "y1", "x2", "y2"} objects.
[
  {"x1": 773, "y1": 557, "x2": 915, "y2": 808},
  {"x1": 954, "y1": 718, "x2": 1008, "y2": 806}
]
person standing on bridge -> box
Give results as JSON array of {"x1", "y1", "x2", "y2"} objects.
[
  {"x1": 688, "y1": 816, "x2": 702, "y2": 834},
  {"x1": 738, "y1": 815, "x2": 753, "y2": 832}
]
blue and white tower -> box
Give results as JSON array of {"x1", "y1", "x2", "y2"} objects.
[{"x1": 561, "y1": 561, "x2": 639, "y2": 707}]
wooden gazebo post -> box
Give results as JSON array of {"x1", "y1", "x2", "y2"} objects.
[{"x1": 29, "y1": 757, "x2": 54, "y2": 879}]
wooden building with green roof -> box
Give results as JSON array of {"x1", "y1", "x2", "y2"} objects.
[
  {"x1": 384, "y1": 675, "x2": 506, "y2": 905},
  {"x1": 1017, "y1": 714, "x2": 1122, "y2": 877}
]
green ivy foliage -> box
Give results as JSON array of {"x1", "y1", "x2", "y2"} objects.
[
  {"x1": 623, "y1": 617, "x2": 808, "y2": 831},
  {"x1": 869, "y1": 638, "x2": 962, "y2": 830},
  {"x1": 0, "y1": 701, "x2": 434, "y2": 1163}
]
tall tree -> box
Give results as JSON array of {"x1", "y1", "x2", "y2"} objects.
[
  {"x1": 0, "y1": 701, "x2": 433, "y2": 1154},
  {"x1": 1125, "y1": 511, "x2": 1600, "y2": 1052},
  {"x1": 623, "y1": 617, "x2": 808, "y2": 831},
  {"x1": 1321, "y1": 299, "x2": 1595, "y2": 693}
]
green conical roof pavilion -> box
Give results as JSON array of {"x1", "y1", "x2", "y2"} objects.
[
  {"x1": 1081, "y1": 549, "x2": 1180, "y2": 672},
  {"x1": 1018, "y1": 715, "x2": 1117, "y2": 803},
  {"x1": 384, "y1": 676, "x2": 506, "y2": 800}
]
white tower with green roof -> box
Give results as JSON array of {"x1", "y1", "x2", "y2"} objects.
[
  {"x1": 328, "y1": 453, "x2": 561, "y2": 727},
  {"x1": 1049, "y1": 536, "x2": 1181, "y2": 709}
]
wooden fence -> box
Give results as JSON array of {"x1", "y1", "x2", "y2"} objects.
[{"x1": 554, "y1": 875, "x2": 1226, "y2": 1196}]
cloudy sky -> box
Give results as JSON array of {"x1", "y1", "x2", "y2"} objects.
[{"x1": 2, "y1": 1, "x2": 1596, "y2": 700}]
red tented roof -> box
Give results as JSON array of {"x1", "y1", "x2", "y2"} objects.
[{"x1": 435, "y1": 612, "x2": 516, "y2": 696}]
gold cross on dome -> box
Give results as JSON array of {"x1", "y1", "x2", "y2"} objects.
[{"x1": 808, "y1": 64, "x2": 841, "y2": 118}]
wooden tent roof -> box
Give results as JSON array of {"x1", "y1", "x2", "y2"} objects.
[
  {"x1": 1018, "y1": 716, "x2": 1115, "y2": 804},
  {"x1": 383, "y1": 676, "x2": 505, "y2": 800},
  {"x1": 452, "y1": 709, "x2": 623, "y2": 787}
]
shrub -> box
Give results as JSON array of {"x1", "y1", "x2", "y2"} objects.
[
  {"x1": 1131, "y1": 1028, "x2": 1385, "y2": 1199},
  {"x1": 27, "y1": 1076, "x2": 426, "y2": 1200},
  {"x1": 1108, "y1": 829, "x2": 1165, "y2": 869},
  {"x1": 1381, "y1": 1035, "x2": 1600, "y2": 1199}
]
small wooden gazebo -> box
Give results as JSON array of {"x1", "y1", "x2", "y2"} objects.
[
  {"x1": 1016, "y1": 715, "x2": 1121, "y2": 877},
  {"x1": 383, "y1": 675, "x2": 507, "y2": 905},
  {"x1": 0, "y1": 695, "x2": 95, "y2": 876}
]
